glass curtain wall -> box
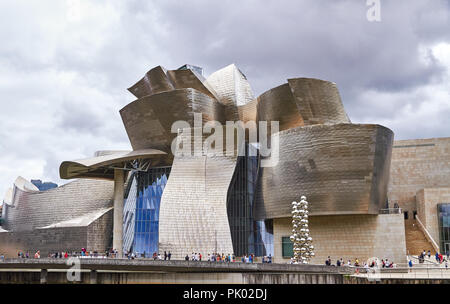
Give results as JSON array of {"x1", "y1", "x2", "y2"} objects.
[
  {"x1": 227, "y1": 144, "x2": 274, "y2": 257},
  {"x1": 123, "y1": 167, "x2": 171, "y2": 257},
  {"x1": 438, "y1": 203, "x2": 450, "y2": 254}
]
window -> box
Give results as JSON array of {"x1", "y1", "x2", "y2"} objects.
[
  {"x1": 282, "y1": 236, "x2": 293, "y2": 258},
  {"x1": 227, "y1": 144, "x2": 273, "y2": 257},
  {"x1": 123, "y1": 167, "x2": 171, "y2": 257},
  {"x1": 438, "y1": 204, "x2": 450, "y2": 253}
]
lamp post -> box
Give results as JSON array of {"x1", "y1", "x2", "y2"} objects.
[{"x1": 290, "y1": 196, "x2": 315, "y2": 264}]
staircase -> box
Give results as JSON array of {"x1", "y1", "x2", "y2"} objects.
[{"x1": 405, "y1": 219, "x2": 435, "y2": 256}]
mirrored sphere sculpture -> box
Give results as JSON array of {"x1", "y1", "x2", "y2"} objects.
[{"x1": 290, "y1": 196, "x2": 314, "y2": 264}]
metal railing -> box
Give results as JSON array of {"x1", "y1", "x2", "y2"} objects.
[
  {"x1": 408, "y1": 255, "x2": 441, "y2": 267},
  {"x1": 415, "y1": 215, "x2": 440, "y2": 252},
  {"x1": 356, "y1": 266, "x2": 450, "y2": 280}
]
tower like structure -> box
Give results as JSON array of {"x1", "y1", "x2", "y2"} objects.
[{"x1": 290, "y1": 196, "x2": 315, "y2": 264}]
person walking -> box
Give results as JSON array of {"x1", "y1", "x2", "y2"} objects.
[
  {"x1": 164, "y1": 251, "x2": 167, "y2": 261},
  {"x1": 168, "y1": 251, "x2": 172, "y2": 261}
]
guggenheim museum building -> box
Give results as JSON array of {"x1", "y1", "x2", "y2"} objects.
[{"x1": 2, "y1": 64, "x2": 449, "y2": 264}]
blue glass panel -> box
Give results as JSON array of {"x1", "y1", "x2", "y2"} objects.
[{"x1": 125, "y1": 168, "x2": 170, "y2": 256}]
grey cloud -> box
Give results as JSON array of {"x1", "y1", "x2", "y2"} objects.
[{"x1": 0, "y1": 0, "x2": 449, "y2": 197}]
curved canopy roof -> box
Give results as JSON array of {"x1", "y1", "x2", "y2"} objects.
[{"x1": 59, "y1": 149, "x2": 170, "y2": 180}]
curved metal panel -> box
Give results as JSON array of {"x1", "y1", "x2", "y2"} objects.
[
  {"x1": 59, "y1": 149, "x2": 169, "y2": 180},
  {"x1": 166, "y1": 69, "x2": 218, "y2": 100},
  {"x1": 2, "y1": 179, "x2": 114, "y2": 232},
  {"x1": 120, "y1": 88, "x2": 225, "y2": 152},
  {"x1": 257, "y1": 83, "x2": 305, "y2": 132},
  {"x1": 287, "y1": 78, "x2": 350, "y2": 125},
  {"x1": 127, "y1": 66, "x2": 174, "y2": 99},
  {"x1": 254, "y1": 124, "x2": 394, "y2": 219},
  {"x1": 237, "y1": 98, "x2": 258, "y2": 124},
  {"x1": 205, "y1": 64, "x2": 255, "y2": 122},
  {"x1": 158, "y1": 130, "x2": 235, "y2": 259}
]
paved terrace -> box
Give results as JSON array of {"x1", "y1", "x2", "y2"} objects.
[{"x1": 0, "y1": 258, "x2": 354, "y2": 274}]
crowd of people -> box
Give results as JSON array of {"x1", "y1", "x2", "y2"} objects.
[
  {"x1": 11, "y1": 248, "x2": 118, "y2": 260},
  {"x1": 184, "y1": 252, "x2": 237, "y2": 262},
  {"x1": 324, "y1": 256, "x2": 397, "y2": 269},
  {"x1": 411, "y1": 249, "x2": 449, "y2": 268},
  {"x1": 181, "y1": 252, "x2": 273, "y2": 263},
  {"x1": 124, "y1": 251, "x2": 173, "y2": 260}
]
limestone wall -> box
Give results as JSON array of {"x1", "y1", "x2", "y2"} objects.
[
  {"x1": 0, "y1": 209, "x2": 113, "y2": 258},
  {"x1": 273, "y1": 214, "x2": 406, "y2": 265},
  {"x1": 417, "y1": 187, "x2": 450, "y2": 246},
  {"x1": 388, "y1": 137, "x2": 450, "y2": 214}
]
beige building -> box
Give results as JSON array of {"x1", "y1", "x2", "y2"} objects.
[{"x1": 388, "y1": 137, "x2": 450, "y2": 255}]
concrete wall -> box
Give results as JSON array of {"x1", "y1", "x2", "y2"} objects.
[
  {"x1": 417, "y1": 187, "x2": 450, "y2": 246},
  {"x1": 273, "y1": 214, "x2": 406, "y2": 264},
  {"x1": 0, "y1": 270, "x2": 349, "y2": 284},
  {"x1": 388, "y1": 137, "x2": 450, "y2": 214}
]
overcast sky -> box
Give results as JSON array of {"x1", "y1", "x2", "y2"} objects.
[{"x1": 0, "y1": 0, "x2": 449, "y2": 198}]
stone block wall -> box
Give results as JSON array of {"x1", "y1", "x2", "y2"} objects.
[
  {"x1": 87, "y1": 208, "x2": 113, "y2": 253},
  {"x1": 0, "y1": 226, "x2": 87, "y2": 257},
  {"x1": 417, "y1": 187, "x2": 450, "y2": 246},
  {"x1": 273, "y1": 214, "x2": 406, "y2": 265},
  {"x1": 0, "y1": 209, "x2": 113, "y2": 258},
  {"x1": 388, "y1": 137, "x2": 450, "y2": 214}
]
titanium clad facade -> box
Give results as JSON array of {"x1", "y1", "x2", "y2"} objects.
[
  {"x1": 0, "y1": 179, "x2": 114, "y2": 256},
  {"x1": 120, "y1": 88, "x2": 225, "y2": 152},
  {"x1": 2, "y1": 179, "x2": 114, "y2": 231},
  {"x1": 287, "y1": 78, "x2": 350, "y2": 125},
  {"x1": 205, "y1": 64, "x2": 255, "y2": 122},
  {"x1": 257, "y1": 83, "x2": 305, "y2": 132},
  {"x1": 128, "y1": 66, "x2": 174, "y2": 98},
  {"x1": 166, "y1": 69, "x2": 218, "y2": 100},
  {"x1": 158, "y1": 131, "x2": 236, "y2": 259},
  {"x1": 254, "y1": 124, "x2": 394, "y2": 219}
]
